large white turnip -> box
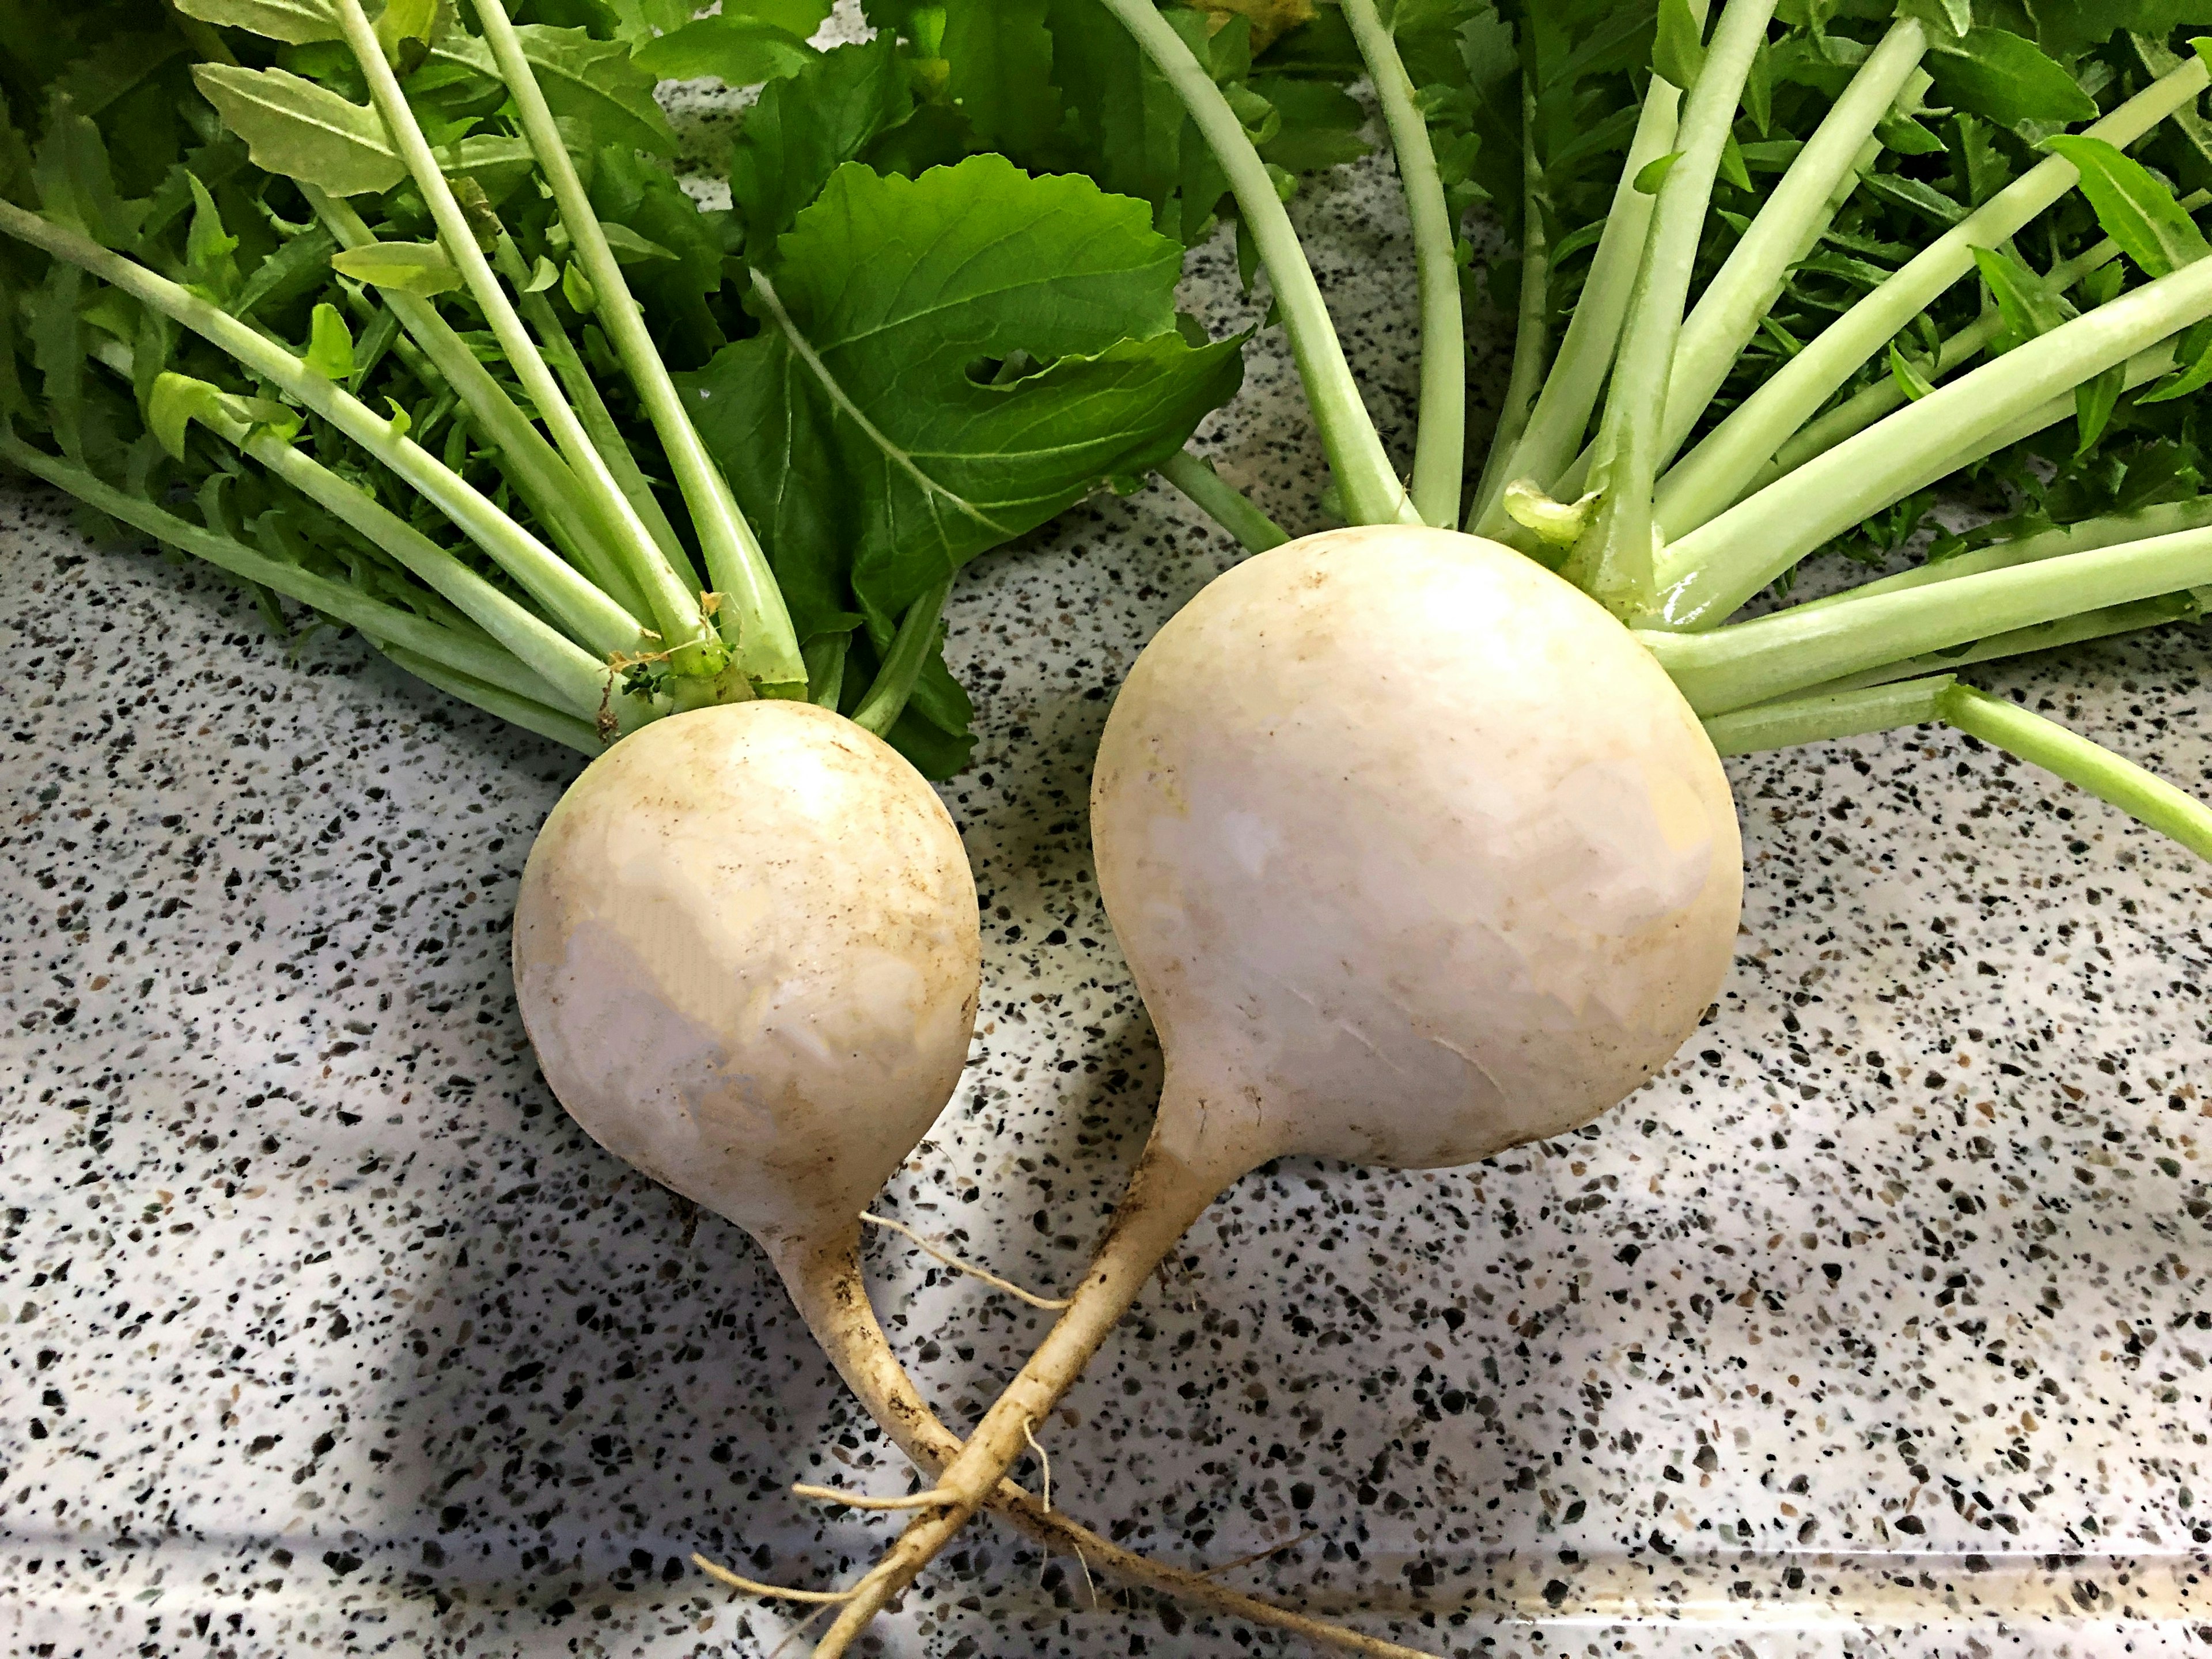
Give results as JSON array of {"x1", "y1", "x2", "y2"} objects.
[{"x1": 813, "y1": 528, "x2": 1745, "y2": 1650}]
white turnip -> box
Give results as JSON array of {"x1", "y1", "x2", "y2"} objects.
[
  {"x1": 513, "y1": 698, "x2": 1444, "y2": 1658},
  {"x1": 812, "y1": 527, "x2": 1746, "y2": 1649}
]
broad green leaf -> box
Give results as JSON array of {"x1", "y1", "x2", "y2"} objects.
[
  {"x1": 428, "y1": 24, "x2": 676, "y2": 157},
  {"x1": 331, "y1": 240, "x2": 464, "y2": 297},
  {"x1": 1044, "y1": 0, "x2": 1188, "y2": 223},
  {"x1": 32, "y1": 99, "x2": 147, "y2": 248},
  {"x1": 1251, "y1": 78, "x2": 1368, "y2": 173},
  {"x1": 1925, "y1": 29, "x2": 2096, "y2": 130},
  {"x1": 729, "y1": 36, "x2": 912, "y2": 248},
  {"x1": 305, "y1": 302, "x2": 354, "y2": 380},
  {"x1": 679, "y1": 153, "x2": 1243, "y2": 641},
  {"x1": 941, "y1": 0, "x2": 1059, "y2": 151},
  {"x1": 51, "y1": 33, "x2": 185, "y2": 120},
  {"x1": 190, "y1": 64, "x2": 406, "y2": 198},
  {"x1": 172, "y1": 0, "x2": 342, "y2": 45},
  {"x1": 632, "y1": 17, "x2": 817, "y2": 86},
  {"x1": 604, "y1": 0, "x2": 699, "y2": 45},
  {"x1": 1971, "y1": 245, "x2": 2072, "y2": 353},
  {"x1": 1653, "y1": 0, "x2": 1705, "y2": 89},
  {"x1": 376, "y1": 0, "x2": 442, "y2": 73},
  {"x1": 2044, "y1": 134, "x2": 2212, "y2": 278}
]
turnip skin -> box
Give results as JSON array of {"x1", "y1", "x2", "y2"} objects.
[
  {"x1": 1097, "y1": 525, "x2": 1744, "y2": 1180},
  {"x1": 512, "y1": 700, "x2": 982, "y2": 1253},
  {"x1": 816, "y1": 527, "x2": 1744, "y2": 1653}
]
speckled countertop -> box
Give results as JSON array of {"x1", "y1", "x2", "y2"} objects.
[{"x1": 6, "y1": 61, "x2": 2212, "y2": 1659}]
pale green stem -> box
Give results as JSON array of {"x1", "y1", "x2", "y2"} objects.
[
  {"x1": 1939, "y1": 683, "x2": 2212, "y2": 862},
  {"x1": 1641, "y1": 521, "x2": 2212, "y2": 714},
  {"x1": 1784, "y1": 594, "x2": 2197, "y2": 699},
  {"x1": 1343, "y1": 0, "x2": 1463, "y2": 527},
  {"x1": 332, "y1": 0, "x2": 718, "y2": 672},
  {"x1": 851, "y1": 579, "x2": 950, "y2": 737},
  {"x1": 306, "y1": 186, "x2": 653, "y2": 622},
  {"x1": 1160, "y1": 449, "x2": 1290, "y2": 553},
  {"x1": 0, "y1": 425, "x2": 576, "y2": 713},
  {"x1": 0, "y1": 197, "x2": 651, "y2": 657},
  {"x1": 1658, "y1": 22, "x2": 1927, "y2": 466},
  {"x1": 1567, "y1": 0, "x2": 1778, "y2": 614},
  {"x1": 378, "y1": 643, "x2": 604, "y2": 755},
  {"x1": 1469, "y1": 70, "x2": 1551, "y2": 540},
  {"x1": 468, "y1": 0, "x2": 807, "y2": 695},
  {"x1": 495, "y1": 235, "x2": 688, "y2": 570},
  {"x1": 1748, "y1": 190, "x2": 2211, "y2": 493},
  {"x1": 1468, "y1": 44, "x2": 1695, "y2": 537},
  {"x1": 1703, "y1": 675, "x2": 1954, "y2": 757},
  {"x1": 1095, "y1": 0, "x2": 1415, "y2": 527},
  {"x1": 1790, "y1": 496, "x2": 2212, "y2": 612},
  {"x1": 1656, "y1": 300, "x2": 2204, "y2": 629},
  {"x1": 1654, "y1": 55, "x2": 2212, "y2": 539}
]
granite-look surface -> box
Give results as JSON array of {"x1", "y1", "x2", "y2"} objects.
[{"x1": 5, "y1": 67, "x2": 2212, "y2": 1659}]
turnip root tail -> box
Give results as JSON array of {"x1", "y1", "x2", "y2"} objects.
[
  {"x1": 803, "y1": 1134, "x2": 1237, "y2": 1657},
  {"x1": 770, "y1": 1223, "x2": 1437, "y2": 1659}
]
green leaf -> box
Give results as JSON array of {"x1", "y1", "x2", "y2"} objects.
[
  {"x1": 234, "y1": 224, "x2": 340, "y2": 320},
  {"x1": 524, "y1": 253, "x2": 561, "y2": 292},
  {"x1": 1653, "y1": 0, "x2": 1706, "y2": 89},
  {"x1": 27, "y1": 263, "x2": 84, "y2": 460},
  {"x1": 1887, "y1": 340, "x2": 1936, "y2": 400},
  {"x1": 331, "y1": 240, "x2": 464, "y2": 297},
  {"x1": 184, "y1": 173, "x2": 240, "y2": 303},
  {"x1": 190, "y1": 64, "x2": 406, "y2": 198},
  {"x1": 1925, "y1": 30, "x2": 2097, "y2": 130},
  {"x1": 51, "y1": 33, "x2": 187, "y2": 122},
  {"x1": 375, "y1": 0, "x2": 442, "y2": 73},
  {"x1": 941, "y1": 0, "x2": 1060, "y2": 151},
  {"x1": 2076, "y1": 361, "x2": 2124, "y2": 452},
  {"x1": 149, "y1": 370, "x2": 221, "y2": 461},
  {"x1": 1971, "y1": 245, "x2": 2073, "y2": 353},
  {"x1": 1633, "y1": 150, "x2": 1683, "y2": 196},
  {"x1": 1897, "y1": 0, "x2": 1972, "y2": 38},
  {"x1": 1876, "y1": 115, "x2": 1945, "y2": 156},
  {"x1": 1719, "y1": 130, "x2": 1752, "y2": 192},
  {"x1": 730, "y1": 36, "x2": 912, "y2": 249},
  {"x1": 2043, "y1": 134, "x2": 2212, "y2": 278},
  {"x1": 2139, "y1": 319, "x2": 2212, "y2": 403},
  {"x1": 604, "y1": 0, "x2": 702, "y2": 44},
  {"x1": 1251, "y1": 78, "x2": 1368, "y2": 173},
  {"x1": 172, "y1": 0, "x2": 342, "y2": 46},
  {"x1": 1043, "y1": 0, "x2": 1188, "y2": 223},
  {"x1": 631, "y1": 17, "x2": 818, "y2": 86},
  {"x1": 305, "y1": 301, "x2": 354, "y2": 379},
  {"x1": 32, "y1": 99, "x2": 147, "y2": 248},
  {"x1": 680, "y1": 154, "x2": 1243, "y2": 642},
  {"x1": 1859, "y1": 169, "x2": 1966, "y2": 227},
  {"x1": 562, "y1": 258, "x2": 596, "y2": 312},
  {"x1": 428, "y1": 23, "x2": 676, "y2": 157}
]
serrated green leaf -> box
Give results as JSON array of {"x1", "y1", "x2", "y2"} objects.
[
  {"x1": 730, "y1": 36, "x2": 912, "y2": 249},
  {"x1": 32, "y1": 99, "x2": 147, "y2": 248},
  {"x1": 1972, "y1": 245, "x2": 2073, "y2": 353},
  {"x1": 305, "y1": 301, "x2": 353, "y2": 379},
  {"x1": 190, "y1": 64, "x2": 405, "y2": 198},
  {"x1": 429, "y1": 22, "x2": 676, "y2": 157},
  {"x1": 184, "y1": 173, "x2": 240, "y2": 302},
  {"x1": 173, "y1": 0, "x2": 342, "y2": 46},
  {"x1": 331, "y1": 240, "x2": 464, "y2": 297},
  {"x1": 2044, "y1": 134, "x2": 2212, "y2": 278},
  {"x1": 632, "y1": 16, "x2": 818, "y2": 86},
  {"x1": 2139, "y1": 319, "x2": 2212, "y2": 403},
  {"x1": 27, "y1": 263, "x2": 84, "y2": 459},
  {"x1": 234, "y1": 224, "x2": 339, "y2": 320},
  {"x1": 1926, "y1": 29, "x2": 2097, "y2": 130},
  {"x1": 680, "y1": 154, "x2": 1243, "y2": 643}
]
